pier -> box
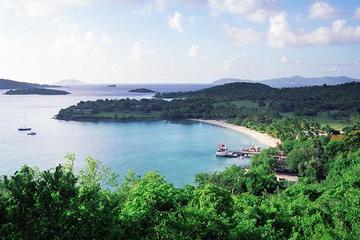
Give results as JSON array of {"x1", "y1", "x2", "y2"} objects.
[{"x1": 216, "y1": 144, "x2": 262, "y2": 158}]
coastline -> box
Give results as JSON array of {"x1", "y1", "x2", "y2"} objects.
[{"x1": 192, "y1": 119, "x2": 281, "y2": 148}]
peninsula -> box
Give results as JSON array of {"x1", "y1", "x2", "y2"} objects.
[
  {"x1": 5, "y1": 88, "x2": 70, "y2": 95},
  {"x1": 56, "y1": 81, "x2": 359, "y2": 146}
]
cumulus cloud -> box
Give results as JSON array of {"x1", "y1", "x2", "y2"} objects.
[
  {"x1": 355, "y1": 7, "x2": 360, "y2": 19},
  {"x1": 130, "y1": 40, "x2": 155, "y2": 60},
  {"x1": 226, "y1": 26, "x2": 260, "y2": 46},
  {"x1": 268, "y1": 12, "x2": 360, "y2": 48},
  {"x1": 188, "y1": 44, "x2": 200, "y2": 58},
  {"x1": 52, "y1": 17, "x2": 118, "y2": 59},
  {"x1": 134, "y1": 0, "x2": 167, "y2": 15},
  {"x1": 0, "y1": 0, "x2": 92, "y2": 17},
  {"x1": 208, "y1": 0, "x2": 277, "y2": 23},
  {"x1": 280, "y1": 56, "x2": 303, "y2": 65},
  {"x1": 327, "y1": 64, "x2": 342, "y2": 73},
  {"x1": 280, "y1": 56, "x2": 290, "y2": 64},
  {"x1": 168, "y1": 11, "x2": 183, "y2": 32},
  {"x1": 308, "y1": 1, "x2": 339, "y2": 20}
]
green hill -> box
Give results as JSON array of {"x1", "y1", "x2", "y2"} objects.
[{"x1": 156, "y1": 82, "x2": 360, "y2": 117}]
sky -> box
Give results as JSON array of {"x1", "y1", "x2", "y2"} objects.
[{"x1": 0, "y1": 0, "x2": 360, "y2": 84}]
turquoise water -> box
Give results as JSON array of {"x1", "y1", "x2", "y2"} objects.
[{"x1": 0, "y1": 86, "x2": 263, "y2": 186}]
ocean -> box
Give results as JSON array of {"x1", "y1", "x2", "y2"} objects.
[{"x1": 0, "y1": 84, "x2": 263, "y2": 186}]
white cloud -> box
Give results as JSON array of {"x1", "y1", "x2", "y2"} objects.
[
  {"x1": 308, "y1": 1, "x2": 339, "y2": 20},
  {"x1": 280, "y1": 56, "x2": 290, "y2": 64},
  {"x1": 208, "y1": 0, "x2": 277, "y2": 23},
  {"x1": 52, "y1": 18, "x2": 118, "y2": 59},
  {"x1": 223, "y1": 55, "x2": 239, "y2": 71},
  {"x1": 327, "y1": 64, "x2": 342, "y2": 73},
  {"x1": 134, "y1": 0, "x2": 167, "y2": 15},
  {"x1": 355, "y1": 7, "x2": 360, "y2": 19},
  {"x1": 168, "y1": 11, "x2": 183, "y2": 32},
  {"x1": 280, "y1": 56, "x2": 303, "y2": 65},
  {"x1": 226, "y1": 26, "x2": 260, "y2": 46},
  {"x1": 188, "y1": 44, "x2": 200, "y2": 58},
  {"x1": 0, "y1": 0, "x2": 92, "y2": 17},
  {"x1": 130, "y1": 40, "x2": 155, "y2": 60},
  {"x1": 268, "y1": 12, "x2": 360, "y2": 48},
  {"x1": 222, "y1": 53, "x2": 247, "y2": 71}
]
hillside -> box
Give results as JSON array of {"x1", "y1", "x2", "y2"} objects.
[
  {"x1": 212, "y1": 76, "x2": 360, "y2": 88},
  {"x1": 212, "y1": 78, "x2": 254, "y2": 85},
  {"x1": 58, "y1": 82, "x2": 360, "y2": 126},
  {"x1": 0, "y1": 79, "x2": 58, "y2": 89},
  {"x1": 156, "y1": 82, "x2": 360, "y2": 117}
]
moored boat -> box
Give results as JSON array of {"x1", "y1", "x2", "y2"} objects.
[
  {"x1": 18, "y1": 113, "x2": 32, "y2": 131},
  {"x1": 216, "y1": 144, "x2": 239, "y2": 158},
  {"x1": 18, "y1": 127, "x2": 31, "y2": 131}
]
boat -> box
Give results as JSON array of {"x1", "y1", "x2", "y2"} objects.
[
  {"x1": 27, "y1": 131, "x2": 36, "y2": 135},
  {"x1": 18, "y1": 127, "x2": 31, "y2": 131},
  {"x1": 18, "y1": 112, "x2": 32, "y2": 131},
  {"x1": 239, "y1": 145, "x2": 262, "y2": 157},
  {"x1": 216, "y1": 144, "x2": 228, "y2": 156},
  {"x1": 216, "y1": 144, "x2": 239, "y2": 158},
  {"x1": 107, "y1": 84, "x2": 116, "y2": 87},
  {"x1": 241, "y1": 145, "x2": 261, "y2": 153}
]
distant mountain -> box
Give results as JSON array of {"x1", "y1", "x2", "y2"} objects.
[
  {"x1": 261, "y1": 76, "x2": 360, "y2": 88},
  {"x1": 212, "y1": 78, "x2": 254, "y2": 85},
  {"x1": 212, "y1": 76, "x2": 360, "y2": 88},
  {"x1": 54, "y1": 79, "x2": 83, "y2": 86},
  {"x1": 0, "y1": 79, "x2": 57, "y2": 90}
]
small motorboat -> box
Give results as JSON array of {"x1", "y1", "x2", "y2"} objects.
[{"x1": 27, "y1": 131, "x2": 36, "y2": 136}]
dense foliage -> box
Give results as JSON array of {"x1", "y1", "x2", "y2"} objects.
[
  {"x1": 57, "y1": 82, "x2": 360, "y2": 126},
  {"x1": 1, "y1": 122, "x2": 360, "y2": 239},
  {"x1": 156, "y1": 82, "x2": 360, "y2": 116},
  {"x1": 57, "y1": 97, "x2": 278, "y2": 121}
]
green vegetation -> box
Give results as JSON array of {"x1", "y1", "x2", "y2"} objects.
[
  {"x1": 4, "y1": 88, "x2": 70, "y2": 95},
  {"x1": 282, "y1": 112, "x2": 348, "y2": 130},
  {"x1": 1, "y1": 119, "x2": 360, "y2": 239},
  {"x1": 129, "y1": 88, "x2": 156, "y2": 93},
  {"x1": 57, "y1": 83, "x2": 359, "y2": 135},
  {"x1": 156, "y1": 82, "x2": 360, "y2": 117}
]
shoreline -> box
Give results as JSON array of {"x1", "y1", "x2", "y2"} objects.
[{"x1": 192, "y1": 119, "x2": 281, "y2": 148}]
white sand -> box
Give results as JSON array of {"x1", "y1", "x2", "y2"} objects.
[{"x1": 192, "y1": 119, "x2": 281, "y2": 148}]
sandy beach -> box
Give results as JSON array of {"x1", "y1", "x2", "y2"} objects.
[{"x1": 193, "y1": 119, "x2": 281, "y2": 148}]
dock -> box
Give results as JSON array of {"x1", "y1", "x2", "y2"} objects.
[{"x1": 216, "y1": 144, "x2": 262, "y2": 158}]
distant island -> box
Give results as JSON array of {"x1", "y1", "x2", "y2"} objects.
[
  {"x1": 129, "y1": 88, "x2": 156, "y2": 93},
  {"x1": 212, "y1": 76, "x2": 360, "y2": 88},
  {"x1": 53, "y1": 79, "x2": 83, "y2": 86},
  {"x1": 108, "y1": 84, "x2": 116, "y2": 87},
  {"x1": 4, "y1": 88, "x2": 70, "y2": 95},
  {"x1": 0, "y1": 78, "x2": 60, "y2": 90}
]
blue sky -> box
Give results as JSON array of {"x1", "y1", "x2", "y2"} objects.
[{"x1": 0, "y1": 0, "x2": 359, "y2": 84}]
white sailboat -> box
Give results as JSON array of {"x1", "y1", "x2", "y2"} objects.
[{"x1": 18, "y1": 112, "x2": 31, "y2": 131}]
